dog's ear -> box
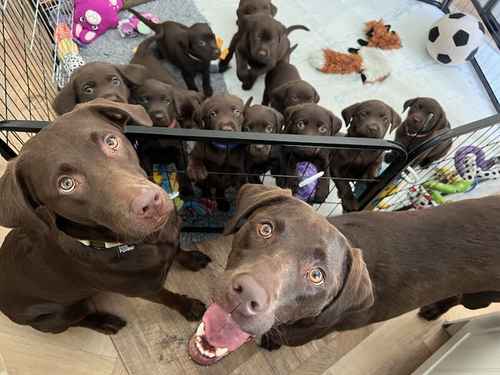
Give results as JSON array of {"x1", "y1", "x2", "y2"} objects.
[
  {"x1": 73, "y1": 98, "x2": 153, "y2": 130},
  {"x1": 224, "y1": 184, "x2": 293, "y2": 235},
  {"x1": 431, "y1": 105, "x2": 448, "y2": 131},
  {"x1": 341, "y1": 103, "x2": 360, "y2": 127},
  {"x1": 53, "y1": 78, "x2": 77, "y2": 115},
  {"x1": 328, "y1": 110, "x2": 342, "y2": 136},
  {"x1": 244, "y1": 96, "x2": 254, "y2": 115},
  {"x1": 313, "y1": 86, "x2": 320, "y2": 104},
  {"x1": 282, "y1": 104, "x2": 302, "y2": 133},
  {"x1": 270, "y1": 107, "x2": 284, "y2": 133},
  {"x1": 317, "y1": 247, "x2": 374, "y2": 327},
  {"x1": 116, "y1": 64, "x2": 148, "y2": 86},
  {"x1": 403, "y1": 98, "x2": 417, "y2": 113},
  {"x1": 193, "y1": 99, "x2": 210, "y2": 129},
  {"x1": 270, "y1": 2, "x2": 278, "y2": 16},
  {"x1": 389, "y1": 106, "x2": 402, "y2": 133},
  {"x1": 269, "y1": 82, "x2": 291, "y2": 110}
]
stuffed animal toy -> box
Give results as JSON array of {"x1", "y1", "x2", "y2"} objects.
[
  {"x1": 294, "y1": 162, "x2": 322, "y2": 202},
  {"x1": 454, "y1": 145, "x2": 500, "y2": 184},
  {"x1": 358, "y1": 20, "x2": 402, "y2": 49},
  {"x1": 407, "y1": 185, "x2": 436, "y2": 209},
  {"x1": 73, "y1": 0, "x2": 124, "y2": 44},
  {"x1": 55, "y1": 22, "x2": 85, "y2": 87},
  {"x1": 118, "y1": 12, "x2": 160, "y2": 38}
]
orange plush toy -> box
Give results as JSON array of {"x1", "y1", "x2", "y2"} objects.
[{"x1": 359, "y1": 19, "x2": 402, "y2": 50}]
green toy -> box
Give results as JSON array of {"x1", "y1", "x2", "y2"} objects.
[{"x1": 422, "y1": 166, "x2": 472, "y2": 205}]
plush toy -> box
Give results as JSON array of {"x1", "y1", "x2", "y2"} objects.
[
  {"x1": 216, "y1": 36, "x2": 229, "y2": 60},
  {"x1": 427, "y1": 12, "x2": 485, "y2": 65},
  {"x1": 454, "y1": 145, "x2": 500, "y2": 184},
  {"x1": 152, "y1": 164, "x2": 184, "y2": 210},
  {"x1": 73, "y1": 0, "x2": 124, "y2": 44},
  {"x1": 407, "y1": 185, "x2": 436, "y2": 209},
  {"x1": 118, "y1": 12, "x2": 160, "y2": 38},
  {"x1": 55, "y1": 23, "x2": 85, "y2": 88},
  {"x1": 182, "y1": 198, "x2": 217, "y2": 218},
  {"x1": 358, "y1": 20, "x2": 402, "y2": 50},
  {"x1": 294, "y1": 162, "x2": 323, "y2": 202},
  {"x1": 310, "y1": 46, "x2": 391, "y2": 84}
]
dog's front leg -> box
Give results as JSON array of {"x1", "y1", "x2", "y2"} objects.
[
  {"x1": 202, "y1": 68, "x2": 213, "y2": 97},
  {"x1": 143, "y1": 288, "x2": 206, "y2": 321},
  {"x1": 181, "y1": 70, "x2": 199, "y2": 92}
]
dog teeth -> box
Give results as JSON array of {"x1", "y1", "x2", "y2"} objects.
[
  {"x1": 195, "y1": 340, "x2": 216, "y2": 358},
  {"x1": 215, "y1": 347, "x2": 228, "y2": 357},
  {"x1": 195, "y1": 322, "x2": 205, "y2": 336}
]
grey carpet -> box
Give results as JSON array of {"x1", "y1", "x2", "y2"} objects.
[{"x1": 79, "y1": 0, "x2": 227, "y2": 94}]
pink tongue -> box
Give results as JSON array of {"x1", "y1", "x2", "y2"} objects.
[{"x1": 203, "y1": 304, "x2": 251, "y2": 352}]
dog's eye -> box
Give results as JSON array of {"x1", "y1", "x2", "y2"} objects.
[
  {"x1": 265, "y1": 124, "x2": 273, "y2": 133},
  {"x1": 307, "y1": 268, "x2": 325, "y2": 285},
  {"x1": 199, "y1": 40, "x2": 207, "y2": 47},
  {"x1": 291, "y1": 96, "x2": 298, "y2": 101},
  {"x1": 233, "y1": 109, "x2": 241, "y2": 117},
  {"x1": 111, "y1": 76, "x2": 121, "y2": 86},
  {"x1": 296, "y1": 121, "x2": 305, "y2": 130},
  {"x1": 58, "y1": 176, "x2": 76, "y2": 193},
  {"x1": 104, "y1": 134, "x2": 119, "y2": 150},
  {"x1": 82, "y1": 85, "x2": 94, "y2": 95},
  {"x1": 209, "y1": 111, "x2": 217, "y2": 118},
  {"x1": 318, "y1": 125, "x2": 328, "y2": 134},
  {"x1": 257, "y1": 222, "x2": 273, "y2": 238},
  {"x1": 161, "y1": 96, "x2": 171, "y2": 104}
]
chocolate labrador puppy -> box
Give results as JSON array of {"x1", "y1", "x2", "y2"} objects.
[
  {"x1": 0, "y1": 99, "x2": 210, "y2": 336},
  {"x1": 331, "y1": 100, "x2": 401, "y2": 212},
  {"x1": 53, "y1": 62, "x2": 148, "y2": 115},
  {"x1": 391, "y1": 97, "x2": 452, "y2": 168},
  {"x1": 219, "y1": 14, "x2": 309, "y2": 90},
  {"x1": 130, "y1": 36, "x2": 178, "y2": 86},
  {"x1": 187, "y1": 95, "x2": 251, "y2": 211},
  {"x1": 188, "y1": 184, "x2": 500, "y2": 364},
  {"x1": 236, "y1": 0, "x2": 277, "y2": 22},
  {"x1": 131, "y1": 79, "x2": 199, "y2": 195},
  {"x1": 242, "y1": 103, "x2": 283, "y2": 183},
  {"x1": 129, "y1": 9, "x2": 220, "y2": 97},
  {"x1": 275, "y1": 103, "x2": 342, "y2": 204},
  {"x1": 263, "y1": 47, "x2": 320, "y2": 112}
]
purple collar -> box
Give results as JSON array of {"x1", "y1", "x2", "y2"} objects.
[{"x1": 211, "y1": 142, "x2": 241, "y2": 150}]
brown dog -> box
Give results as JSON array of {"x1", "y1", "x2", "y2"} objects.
[
  {"x1": 129, "y1": 9, "x2": 220, "y2": 97},
  {"x1": 187, "y1": 95, "x2": 251, "y2": 211},
  {"x1": 331, "y1": 100, "x2": 402, "y2": 212},
  {"x1": 263, "y1": 47, "x2": 320, "y2": 112},
  {"x1": 392, "y1": 97, "x2": 452, "y2": 168},
  {"x1": 52, "y1": 62, "x2": 148, "y2": 115},
  {"x1": 219, "y1": 14, "x2": 309, "y2": 90},
  {"x1": 130, "y1": 36, "x2": 178, "y2": 86},
  {"x1": 242, "y1": 103, "x2": 283, "y2": 183},
  {"x1": 275, "y1": 103, "x2": 342, "y2": 204},
  {"x1": 188, "y1": 184, "x2": 500, "y2": 364},
  {"x1": 236, "y1": 0, "x2": 277, "y2": 22},
  {"x1": 0, "y1": 99, "x2": 210, "y2": 336}
]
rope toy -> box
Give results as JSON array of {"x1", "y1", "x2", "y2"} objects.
[{"x1": 454, "y1": 145, "x2": 500, "y2": 184}]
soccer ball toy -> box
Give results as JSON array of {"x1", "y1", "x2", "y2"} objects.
[{"x1": 427, "y1": 12, "x2": 485, "y2": 65}]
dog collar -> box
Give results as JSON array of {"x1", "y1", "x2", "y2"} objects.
[
  {"x1": 187, "y1": 51, "x2": 203, "y2": 62},
  {"x1": 211, "y1": 142, "x2": 240, "y2": 150},
  {"x1": 77, "y1": 239, "x2": 135, "y2": 255},
  {"x1": 405, "y1": 128, "x2": 432, "y2": 138}
]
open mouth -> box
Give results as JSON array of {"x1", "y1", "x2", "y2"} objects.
[{"x1": 188, "y1": 304, "x2": 252, "y2": 366}]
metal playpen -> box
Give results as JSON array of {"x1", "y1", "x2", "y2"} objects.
[{"x1": 0, "y1": 0, "x2": 499, "y2": 233}]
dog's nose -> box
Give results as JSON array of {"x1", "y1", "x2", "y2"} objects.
[
  {"x1": 131, "y1": 188, "x2": 166, "y2": 219},
  {"x1": 367, "y1": 123, "x2": 380, "y2": 133},
  {"x1": 258, "y1": 49, "x2": 268, "y2": 57},
  {"x1": 151, "y1": 111, "x2": 165, "y2": 120},
  {"x1": 103, "y1": 94, "x2": 122, "y2": 103},
  {"x1": 220, "y1": 122, "x2": 235, "y2": 132},
  {"x1": 231, "y1": 274, "x2": 269, "y2": 316}
]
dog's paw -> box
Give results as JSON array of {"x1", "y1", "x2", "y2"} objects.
[
  {"x1": 258, "y1": 331, "x2": 283, "y2": 351},
  {"x1": 85, "y1": 313, "x2": 127, "y2": 335},
  {"x1": 418, "y1": 304, "x2": 446, "y2": 321},
  {"x1": 180, "y1": 298, "x2": 206, "y2": 322},
  {"x1": 177, "y1": 250, "x2": 212, "y2": 271}
]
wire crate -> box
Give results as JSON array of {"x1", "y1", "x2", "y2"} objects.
[{"x1": 0, "y1": 0, "x2": 499, "y2": 235}]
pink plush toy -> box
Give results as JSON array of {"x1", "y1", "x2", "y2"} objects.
[{"x1": 73, "y1": 0, "x2": 124, "y2": 44}]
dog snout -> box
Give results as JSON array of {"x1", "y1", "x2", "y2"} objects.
[
  {"x1": 102, "y1": 94, "x2": 124, "y2": 103},
  {"x1": 151, "y1": 111, "x2": 165, "y2": 120},
  {"x1": 130, "y1": 188, "x2": 168, "y2": 221},
  {"x1": 230, "y1": 274, "x2": 269, "y2": 316},
  {"x1": 258, "y1": 49, "x2": 269, "y2": 58},
  {"x1": 367, "y1": 123, "x2": 382, "y2": 135},
  {"x1": 410, "y1": 114, "x2": 424, "y2": 124},
  {"x1": 219, "y1": 122, "x2": 236, "y2": 132}
]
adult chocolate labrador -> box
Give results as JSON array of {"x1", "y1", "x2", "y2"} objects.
[
  {"x1": 0, "y1": 99, "x2": 210, "y2": 335},
  {"x1": 187, "y1": 95, "x2": 252, "y2": 211},
  {"x1": 129, "y1": 9, "x2": 220, "y2": 97},
  {"x1": 219, "y1": 14, "x2": 309, "y2": 90},
  {"x1": 130, "y1": 36, "x2": 178, "y2": 86},
  {"x1": 188, "y1": 184, "x2": 500, "y2": 365},
  {"x1": 275, "y1": 103, "x2": 342, "y2": 204},
  {"x1": 53, "y1": 61, "x2": 148, "y2": 115},
  {"x1": 263, "y1": 46, "x2": 320, "y2": 112},
  {"x1": 390, "y1": 97, "x2": 452, "y2": 168},
  {"x1": 242, "y1": 103, "x2": 283, "y2": 183},
  {"x1": 331, "y1": 100, "x2": 401, "y2": 212}
]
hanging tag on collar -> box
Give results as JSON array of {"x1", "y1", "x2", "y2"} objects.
[{"x1": 117, "y1": 244, "x2": 135, "y2": 255}]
